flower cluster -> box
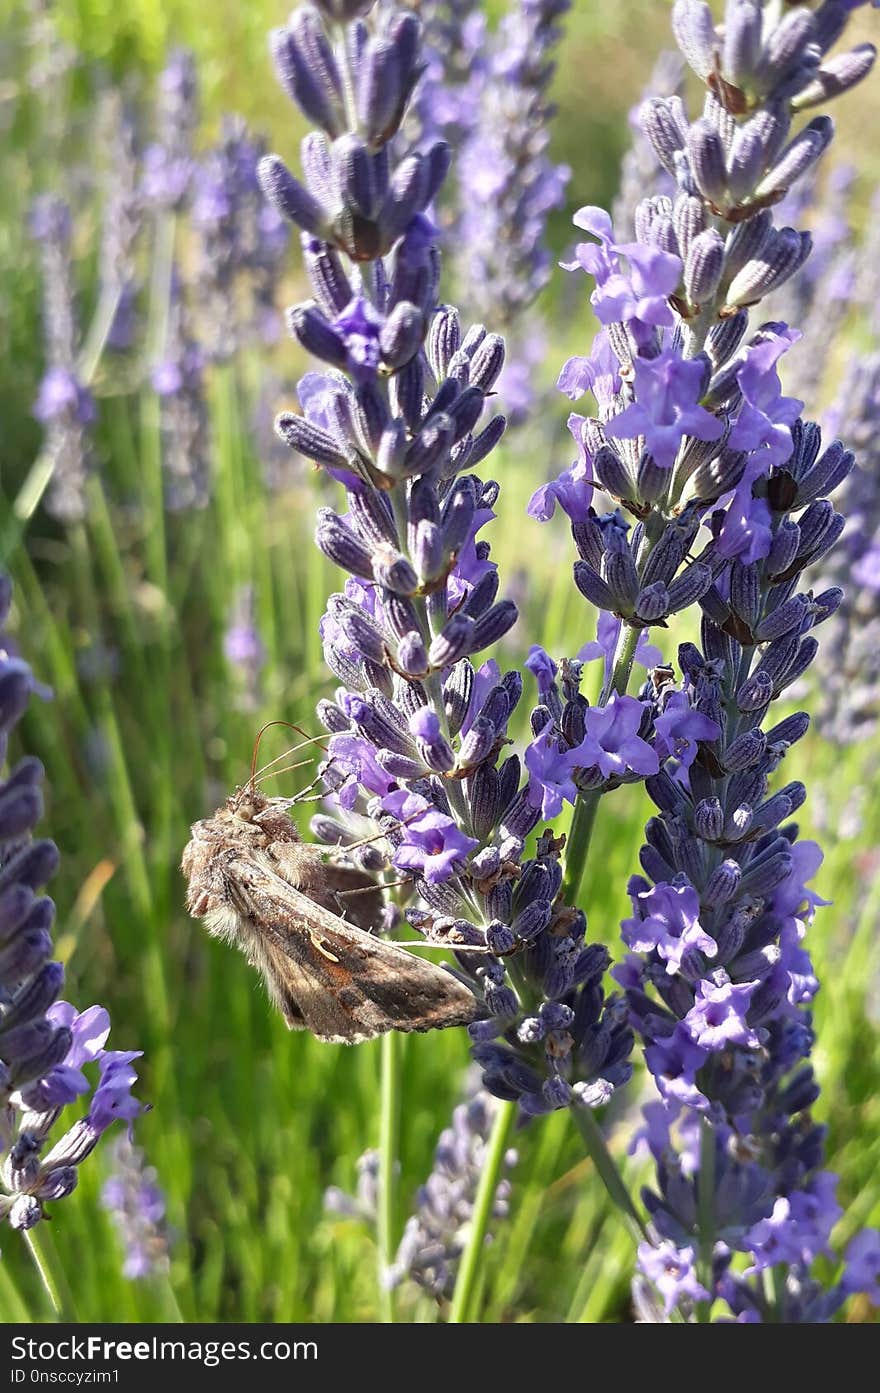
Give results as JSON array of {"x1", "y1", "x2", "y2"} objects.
[
  {"x1": 29, "y1": 48, "x2": 293, "y2": 522},
  {"x1": 1, "y1": 578, "x2": 144, "y2": 1235},
  {"x1": 100, "y1": 1137, "x2": 170, "y2": 1280}
]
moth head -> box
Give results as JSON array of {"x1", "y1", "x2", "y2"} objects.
[{"x1": 226, "y1": 786, "x2": 270, "y2": 822}]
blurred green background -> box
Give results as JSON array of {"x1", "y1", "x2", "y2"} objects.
[{"x1": 1, "y1": 0, "x2": 879, "y2": 1323}]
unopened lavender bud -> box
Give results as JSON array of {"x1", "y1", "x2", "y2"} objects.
[
  {"x1": 635, "y1": 583, "x2": 670, "y2": 623},
  {"x1": 589, "y1": 444, "x2": 629, "y2": 500},
  {"x1": 469, "y1": 335, "x2": 505, "y2": 393},
  {"x1": 379, "y1": 301, "x2": 423, "y2": 369},
  {"x1": 797, "y1": 499, "x2": 838, "y2": 555},
  {"x1": 736, "y1": 669, "x2": 773, "y2": 713},
  {"x1": 258, "y1": 155, "x2": 327, "y2": 236},
  {"x1": 428, "y1": 307, "x2": 461, "y2": 380},
  {"x1": 316, "y1": 510, "x2": 374, "y2": 577},
  {"x1": 603, "y1": 553, "x2": 640, "y2": 614},
  {"x1": 405, "y1": 414, "x2": 455, "y2": 477},
  {"x1": 725, "y1": 122, "x2": 767, "y2": 203},
  {"x1": 797, "y1": 441, "x2": 853, "y2": 505},
  {"x1": 573, "y1": 562, "x2": 615, "y2": 612},
  {"x1": 752, "y1": 792, "x2": 792, "y2": 835},
  {"x1": 723, "y1": 728, "x2": 766, "y2": 772},
  {"x1": 767, "y1": 519, "x2": 801, "y2": 578},
  {"x1": 672, "y1": 1, "x2": 716, "y2": 82},
  {"x1": 777, "y1": 637, "x2": 819, "y2": 691},
  {"x1": 459, "y1": 716, "x2": 497, "y2": 772},
  {"x1": 441, "y1": 484, "x2": 477, "y2": 558},
  {"x1": 668, "y1": 562, "x2": 712, "y2": 612},
  {"x1": 685, "y1": 229, "x2": 724, "y2": 303},
  {"x1": 791, "y1": 43, "x2": 877, "y2": 111},
  {"x1": 337, "y1": 608, "x2": 387, "y2": 664},
  {"x1": 640, "y1": 96, "x2": 688, "y2": 177},
  {"x1": 287, "y1": 304, "x2": 349, "y2": 370},
  {"x1": 729, "y1": 562, "x2": 761, "y2": 628},
  {"x1": 375, "y1": 419, "x2": 408, "y2": 480},
  {"x1": 373, "y1": 546, "x2": 419, "y2": 595},
  {"x1": 703, "y1": 859, "x2": 741, "y2": 909},
  {"x1": 756, "y1": 7, "x2": 816, "y2": 88},
  {"x1": 428, "y1": 614, "x2": 475, "y2": 668},
  {"x1": 636, "y1": 450, "x2": 669, "y2": 505},
  {"x1": 275, "y1": 415, "x2": 346, "y2": 470},
  {"x1": 722, "y1": 0, "x2": 762, "y2": 86},
  {"x1": 396, "y1": 632, "x2": 428, "y2": 677},
  {"x1": 468, "y1": 415, "x2": 507, "y2": 467},
  {"x1": 672, "y1": 194, "x2": 706, "y2": 260},
  {"x1": 754, "y1": 117, "x2": 834, "y2": 200},
  {"x1": 722, "y1": 210, "x2": 772, "y2": 285},
  {"x1": 755, "y1": 596, "x2": 809, "y2": 642},
  {"x1": 687, "y1": 120, "x2": 728, "y2": 205},
  {"x1": 448, "y1": 387, "x2": 485, "y2": 443},
  {"x1": 512, "y1": 901, "x2": 553, "y2": 943},
  {"x1": 740, "y1": 852, "x2": 793, "y2": 897},
  {"x1": 694, "y1": 797, "x2": 724, "y2": 842},
  {"x1": 269, "y1": 21, "x2": 343, "y2": 137},
  {"x1": 471, "y1": 602, "x2": 517, "y2": 654},
  {"x1": 725, "y1": 228, "x2": 811, "y2": 307},
  {"x1": 411, "y1": 520, "x2": 444, "y2": 583}
]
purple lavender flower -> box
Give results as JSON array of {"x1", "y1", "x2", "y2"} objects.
[
  {"x1": 380, "y1": 790, "x2": 479, "y2": 884},
  {"x1": 604, "y1": 350, "x2": 723, "y2": 470}
]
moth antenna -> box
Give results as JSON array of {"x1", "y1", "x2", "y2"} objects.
[
  {"x1": 255, "y1": 756, "x2": 317, "y2": 785},
  {"x1": 249, "y1": 721, "x2": 328, "y2": 788}
]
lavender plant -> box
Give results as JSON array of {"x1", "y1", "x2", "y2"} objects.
[
  {"x1": 30, "y1": 196, "x2": 95, "y2": 523},
  {"x1": 532, "y1": 0, "x2": 880, "y2": 1321},
  {"x1": 254, "y1": 0, "x2": 880, "y2": 1325},
  {"x1": 0, "y1": 577, "x2": 144, "y2": 1294}
]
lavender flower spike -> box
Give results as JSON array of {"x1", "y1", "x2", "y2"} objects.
[
  {"x1": 538, "y1": 0, "x2": 879, "y2": 1322},
  {"x1": 1, "y1": 578, "x2": 145, "y2": 1235}
]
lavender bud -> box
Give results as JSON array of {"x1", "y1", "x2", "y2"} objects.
[
  {"x1": 471, "y1": 602, "x2": 517, "y2": 654},
  {"x1": 428, "y1": 614, "x2": 475, "y2": 668},
  {"x1": 687, "y1": 120, "x2": 728, "y2": 205},
  {"x1": 755, "y1": 117, "x2": 834, "y2": 200},
  {"x1": 791, "y1": 44, "x2": 877, "y2": 112},
  {"x1": 726, "y1": 228, "x2": 812, "y2": 308},
  {"x1": 703, "y1": 859, "x2": 742, "y2": 909},
  {"x1": 694, "y1": 798, "x2": 724, "y2": 842},
  {"x1": 736, "y1": 670, "x2": 773, "y2": 713},
  {"x1": 315, "y1": 509, "x2": 374, "y2": 578},
  {"x1": 684, "y1": 229, "x2": 724, "y2": 303},
  {"x1": 258, "y1": 155, "x2": 327, "y2": 236}
]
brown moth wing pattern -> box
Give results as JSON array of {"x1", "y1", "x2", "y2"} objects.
[{"x1": 222, "y1": 850, "x2": 480, "y2": 1043}]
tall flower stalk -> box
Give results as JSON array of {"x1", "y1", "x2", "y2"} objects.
[{"x1": 529, "y1": 0, "x2": 880, "y2": 1321}]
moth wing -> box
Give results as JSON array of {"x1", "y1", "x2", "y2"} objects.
[
  {"x1": 270, "y1": 841, "x2": 385, "y2": 935},
  {"x1": 227, "y1": 854, "x2": 480, "y2": 1044}
]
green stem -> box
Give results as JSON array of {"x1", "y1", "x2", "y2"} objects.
[
  {"x1": 561, "y1": 786, "x2": 600, "y2": 905},
  {"x1": 377, "y1": 1030, "x2": 401, "y2": 1322},
  {"x1": 571, "y1": 1106, "x2": 649, "y2": 1246},
  {"x1": 24, "y1": 1228, "x2": 78, "y2": 1322},
  {"x1": 562, "y1": 618, "x2": 643, "y2": 902},
  {"x1": 602, "y1": 619, "x2": 643, "y2": 703},
  {"x1": 695, "y1": 1116, "x2": 717, "y2": 1321},
  {"x1": 448, "y1": 1099, "x2": 517, "y2": 1323}
]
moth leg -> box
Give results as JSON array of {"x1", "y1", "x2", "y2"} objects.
[{"x1": 309, "y1": 932, "x2": 341, "y2": 964}]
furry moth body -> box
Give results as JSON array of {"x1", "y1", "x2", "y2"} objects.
[{"x1": 182, "y1": 787, "x2": 480, "y2": 1044}]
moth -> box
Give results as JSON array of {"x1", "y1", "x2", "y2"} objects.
[{"x1": 181, "y1": 783, "x2": 480, "y2": 1044}]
